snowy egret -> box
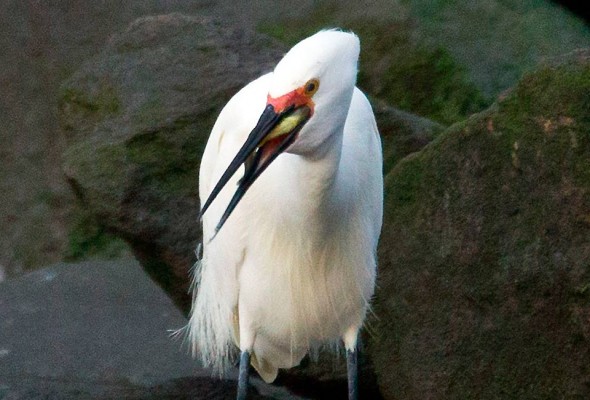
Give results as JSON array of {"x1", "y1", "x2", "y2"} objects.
[{"x1": 188, "y1": 29, "x2": 383, "y2": 400}]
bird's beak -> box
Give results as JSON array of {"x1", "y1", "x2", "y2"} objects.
[{"x1": 200, "y1": 102, "x2": 312, "y2": 237}]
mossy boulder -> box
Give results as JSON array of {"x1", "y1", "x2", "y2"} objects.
[
  {"x1": 59, "y1": 11, "x2": 590, "y2": 398},
  {"x1": 58, "y1": 12, "x2": 443, "y2": 391},
  {"x1": 59, "y1": 13, "x2": 442, "y2": 317},
  {"x1": 371, "y1": 50, "x2": 590, "y2": 399},
  {"x1": 374, "y1": 100, "x2": 445, "y2": 174},
  {"x1": 59, "y1": 14, "x2": 287, "y2": 313}
]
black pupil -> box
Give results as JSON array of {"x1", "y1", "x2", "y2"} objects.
[{"x1": 306, "y1": 82, "x2": 316, "y2": 93}]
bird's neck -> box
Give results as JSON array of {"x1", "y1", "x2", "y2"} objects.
[
  {"x1": 272, "y1": 124, "x2": 345, "y2": 236},
  {"x1": 253, "y1": 109, "x2": 348, "y2": 234},
  {"x1": 296, "y1": 127, "x2": 343, "y2": 199}
]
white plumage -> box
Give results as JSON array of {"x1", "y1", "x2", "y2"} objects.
[{"x1": 187, "y1": 30, "x2": 383, "y2": 386}]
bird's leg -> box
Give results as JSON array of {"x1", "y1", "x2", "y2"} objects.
[
  {"x1": 346, "y1": 344, "x2": 358, "y2": 400},
  {"x1": 343, "y1": 327, "x2": 360, "y2": 400},
  {"x1": 237, "y1": 350, "x2": 251, "y2": 400}
]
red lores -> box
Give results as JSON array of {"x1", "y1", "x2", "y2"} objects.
[{"x1": 267, "y1": 86, "x2": 315, "y2": 115}]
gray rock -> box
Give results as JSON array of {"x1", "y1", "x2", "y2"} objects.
[
  {"x1": 0, "y1": 259, "x2": 199, "y2": 397},
  {"x1": 3, "y1": 0, "x2": 589, "y2": 282},
  {"x1": 54, "y1": 8, "x2": 590, "y2": 399},
  {"x1": 371, "y1": 50, "x2": 590, "y2": 399},
  {"x1": 373, "y1": 100, "x2": 445, "y2": 175},
  {"x1": 0, "y1": 259, "x2": 302, "y2": 399},
  {"x1": 56, "y1": 13, "x2": 447, "y2": 393},
  {"x1": 58, "y1": 13, "x2": 444, "y2": 318},
  {"x1": 59, "y1": 14, "x2": 287, "y2": 314}
]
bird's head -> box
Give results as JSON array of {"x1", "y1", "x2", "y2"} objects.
[
  {"x1": 201, "y1": 30, "x2": 360, "y2": 235},
  {"x1": 266, "y1": 30, "x2": 360, "y2": 155}
]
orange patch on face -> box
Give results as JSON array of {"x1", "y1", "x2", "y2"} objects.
[{"x1": 267, "y1": 86, "x2": 315, "y2": 114}]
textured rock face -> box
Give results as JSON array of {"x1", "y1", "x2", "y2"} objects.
[
  {"x1": 58, "y1": 10, "x2": 590, "y2": 399},
  {"x1": 371, "y1": 51, "x2": 590, "y2": 399},
  {"x1": 59, "y1": 14, "x2": 287, "y2": 313},
  {"x1": 3, "y1": 0, "x2": 589, "y2": 281},
  {"x1": 59, "y1": 13, "x2": 442, "y2": 317},
  {"x1": 57, "y1": 14, "x2": 443, "y2": 392},
  {"x1": 0, "y1": 260, "x2": 286, "y2": 399},
  {"x1": 374, "y1": 101, "x2": 444, "y2": 174}
]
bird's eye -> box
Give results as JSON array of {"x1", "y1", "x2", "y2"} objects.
[{"x1": 304, "y1": 79, "x2": 319, "y2": 96}]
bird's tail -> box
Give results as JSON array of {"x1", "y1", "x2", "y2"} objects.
[{"x1": 185, "y1": 244, "x2": 237, "y2": 376}]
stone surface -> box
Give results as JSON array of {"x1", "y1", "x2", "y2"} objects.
[
  {"x1": 0, "y1": 260, "x2": 197, "y2": 386},
  {"x1": 58, "y1": 13, "x2": 443, "y2": 318},
  {"x1": 3, "y1": 2, "x2": 588, "y2": 398},
  {"x1": 2, "y1": 0, "x2": 588, "y2": 280},
  {"x1": 59, "y1": 14, "x2": 287, "y2": 314},
  {"x1": 56, "y1": 15, "x2": 439, "y2": 392},
  {"x1": 0, "y1": 260, "x2": 301, "y2": 399},
  {"x1": 371, "y1": 50, "x2": 590, "y2": 399},
  {"x1": 373, "y1": 100, "x2": 445, "y2": 175}
]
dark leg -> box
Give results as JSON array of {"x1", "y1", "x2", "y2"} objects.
[
  {"x1": 346, "y1": 345, "x2": 358, "y2": 400},
  {"x1": 237, "y1": 350, "x2": 250, "y2": 400}
]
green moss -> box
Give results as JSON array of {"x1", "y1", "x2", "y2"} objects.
[
  {"x1": 371, "y1": 46, "x2": 488, "y2": 125},
  {"x1": 64, "y1": 140, "x2": 128, "y2": 192},
  {"x1": 65, "y1": 207, "x2": 129, "y2": 261},
  {"x1": 63, "y1": 139, "x2": 130, "y2": 224},
  {"x1": 497, "y1": 61, "x2": 590, "y2": 190},
  {"x1": 374, "y1": 56, "x2": 590, "y2": 398},
  {"x1": 386, "y1": 152, "x2": 427, "y2": 212},
  {"x1": 500, "y1": 62, "x2": 590, "y2": 119},
  {"x1": 133, "y1": 96, "x2": 164, "y2": 127},
  {"x1": 125, "y1": 116, "x2": 210, "y2": 197},
  {"x1": 60, "y1": 83, "x2": 121, "y2": 116}
]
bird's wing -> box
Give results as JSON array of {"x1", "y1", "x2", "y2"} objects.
[
  {"x1": 199, "y1": 73, "x2": 272, "y2": 213},
  {"x1": 189, "y1": 73, "x2": 272, "y2": 372},
  {"x1": 339, "y1": 87, "x2": 384, "y2": 244}
]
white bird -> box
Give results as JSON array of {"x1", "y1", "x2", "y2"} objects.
[{"x1": 187, "y1": 29, "x2": 383, "y2": 400}]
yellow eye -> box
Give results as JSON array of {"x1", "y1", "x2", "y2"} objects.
[{"x1": 304, "y1": 79, "x2": 319, "y2": 96}]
